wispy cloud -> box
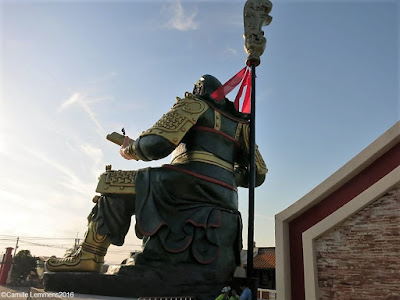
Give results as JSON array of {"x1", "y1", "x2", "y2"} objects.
[
  {"x1": 79, "y1": 143, "x2": 104, "y2": 177},
  {"x1": 59, "y1": 92, "x2": 106, "y2": 135},
  {"x1": 0, "y1": 132, "x2": 5, "y2": 154},
  {"x1": 224, "y1": 46, "x2": 238, "y2": 57},
  {"x1": 4, "y1": 39, "x2": 27, "y2": 50},
  {"x1": 29, "y1": 149, "x2": 92, "y2": 197},
  {"x1": 165, "y1": 1, "x2": 199, "y2": 31},
  {"x1": 87, "y1": 72, "x2": 118, "y2": 85}
]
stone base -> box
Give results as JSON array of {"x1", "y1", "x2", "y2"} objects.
[
  {"x1": 29, "y1": 287, "x2": 125, "y2": 300},
  {"x1": 43, "y1": 265, "x2": 242, "y2": 300}
]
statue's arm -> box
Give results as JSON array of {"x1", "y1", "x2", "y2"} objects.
[
  {"x1": 234, "y1": 155, "x2": 266, "y2": 188},
  {"x1": 134, "y1": 135, "x2": 175, "y2": 161},
  {"x1": 235, "y1": 123, "x2": 267, "y2": 188},
  {"x1": 120, "y1": 134, "x2": 176, "y2": 161},
  {"x1": 121, "y1": 94, "x2": 209, "y2": 161},
  {"x1": 113, "y1": 132, "x2": 176, "y2": 161}
]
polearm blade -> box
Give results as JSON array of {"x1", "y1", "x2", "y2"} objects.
[{"x1": 243, "y1": 0, "x2": 272, "y2": 279}]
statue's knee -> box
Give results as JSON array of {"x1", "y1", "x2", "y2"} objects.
[{"x1": 95, "y1": 165, "x2": 137, "y2": 195}]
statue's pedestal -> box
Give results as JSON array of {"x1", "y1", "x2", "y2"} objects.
[
  {"x1": 29, "y1": 287, "x2": 127, "y2": 299},
  {"x1": 43, "y1": 265, "x2": 235, "y2": 300}
]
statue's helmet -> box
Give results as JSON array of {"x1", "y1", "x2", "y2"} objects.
[{"x1": 193, "y1": 75, "x2": 222, "y2": 99}]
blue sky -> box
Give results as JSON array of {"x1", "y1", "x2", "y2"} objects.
[{"x1": 1, "y1": 0, "x2": 398, "y2": 264}]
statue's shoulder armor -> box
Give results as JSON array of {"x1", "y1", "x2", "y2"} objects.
[{"x1": 140, "y1": 92, "x2": 209, "y2": 146}]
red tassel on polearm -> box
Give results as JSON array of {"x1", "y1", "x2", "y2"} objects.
[
  {"x1": 233, "y1": 68, "x2": 249, "y2": 110},
  {"x1": 211, "y1": 66, "x2": 252, "y2": 113},
  {"x1": 234, "y1": 69, "x2": 252, "y2": 113},
  {"x1": 211, "y1": 67, "x2": 247, "y2": 101}
]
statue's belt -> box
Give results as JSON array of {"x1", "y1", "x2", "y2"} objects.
[
  {"x1": 95, "y1": 152, "x2": 233, "y2": 195},
  {"x1": 171, "y1": 151, "x2": 233, "y2": 172},
  {"x1": 163, "y1": 164, "x2": 237, "y2": 192}
]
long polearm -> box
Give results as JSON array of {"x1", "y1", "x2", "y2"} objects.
[{"x1": 243, "y1": 0, "x2": 272, "y2": 279}]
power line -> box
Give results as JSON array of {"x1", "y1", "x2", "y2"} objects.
[
  {"x1": 0, "y1": 237, "x2": 73, "y2": 251},
  {"x1": 0, "y1": 235, "x2": 143, "y2": 253},
  {"x1": 18, "y1": 240, "x2": 70, "y2": 250},
  {"x1": 0, "y1": 234, "x2": 75, "y2": 240}
]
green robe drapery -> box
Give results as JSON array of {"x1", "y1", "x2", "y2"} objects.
[{"x1": 134, "y1": 166, "x2": 242, "y2": 269}]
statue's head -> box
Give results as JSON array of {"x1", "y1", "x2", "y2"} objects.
[
  {"x1": 193, "y1": 75, "x2": 222, "y2": 100},
  {"x1": 192, "y1": 74, "x2": 248, "y2": 118}
]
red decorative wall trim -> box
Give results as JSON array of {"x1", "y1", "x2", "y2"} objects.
[{"x1": 288, "y1": 142, "x2": 400, "y2": 300}]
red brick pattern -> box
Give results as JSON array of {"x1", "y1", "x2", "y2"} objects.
[{"x1": 315, "y1": 184, "x2": 400, "y2": 300}]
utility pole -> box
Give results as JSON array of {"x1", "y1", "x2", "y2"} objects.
[
  {"x1": 74, "y1": 239, "x2": 80, "y2": 251},
  {"x1": 74, "y1": 232, "x2": 80, "y2": 251},
  {"x1": 13, "y1": 237, "x2": 19, "y2": 257}
]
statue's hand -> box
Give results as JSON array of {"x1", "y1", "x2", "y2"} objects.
[
  {"x1": 120, "y1": 136, "x2": 134, "y2": 160},
  {"x1": 234, "y1": 165, "x2": 249, "y2": 188}
]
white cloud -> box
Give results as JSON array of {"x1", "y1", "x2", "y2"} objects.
[
  {"x1": 87, "y1": 72, "x2": 118, "y2": 85},
  {"x1": 4, "y1": 39, "x2": 27, "y2": 50},
  {"x1": 59, "y1": 92, "x2": 106, "y2": 135},
  {"x1": 29, "y1": 149, "x2": 92, "y2": 197},
  {"x1": 224, "y1": 47, "x2": 238, "y2": 57},
  {"x1": 60, "y1": 92, "x2": 81, "y2": 110},
  {"x1": 80, "y1": 143, "x2": 105, "y2": 178},
  {"x1": 165, "y1": 1, "x2": 199, "y2": 31},
  {"x1": 80, "y1": 143, "x2": 103, "y2": 165},
  {"x1": 0, "y1": 133, "x2": 5, "y2": 154}
]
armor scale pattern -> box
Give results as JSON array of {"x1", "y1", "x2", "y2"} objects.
[{"x1": 140, "y1": 93, "x2": 209, "y2": 146}]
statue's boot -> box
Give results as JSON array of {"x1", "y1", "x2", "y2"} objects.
[{"x1": 46, "y1": 221, "x2": 110, "y2": 272}]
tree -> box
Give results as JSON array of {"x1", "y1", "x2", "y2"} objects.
[{"x1": 10, "y1": 250, "x2": 37, "y2": 285}]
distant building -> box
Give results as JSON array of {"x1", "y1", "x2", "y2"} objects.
[
  {"x1": 253, "y1": 247, "x2": 275, "y2": 290},
  {"x1": 234, "y1": 246, "x2": 276, "y2": 289}
]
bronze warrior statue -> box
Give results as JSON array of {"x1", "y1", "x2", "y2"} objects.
[{"x1": 46, "y1": 75, "x2": 267, "y2": 282}]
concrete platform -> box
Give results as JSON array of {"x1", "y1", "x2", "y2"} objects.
[
  {"x1": 43, "y1": 271, "x2": 217, "y2": 300},
  {"x1": 28, "y1": 288, "x2": 137, "y2": 300},
  {"x1": 0, "y1": 286, "x2": 134, "y2": 300}
]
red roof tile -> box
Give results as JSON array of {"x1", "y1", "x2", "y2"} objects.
[{"x1": 253, "y1": 252, "x2": 275, "y2": 269}]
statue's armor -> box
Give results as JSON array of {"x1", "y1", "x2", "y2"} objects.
[
  {"x1": 98, "y1": 92, "x2": 267, "y2": 195},
  {"x1": 170, "y1": 96, "x2": 251, "y2": 190},
  {"x1": 133, "y1": 92, "x2": 267, "y2": 190},
  {"x1": 96, "y1": 167, "x2": 136, "y2": 195},
  {"x1": 140, "y1": 95, "x2": 209, "y2": 146}
]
